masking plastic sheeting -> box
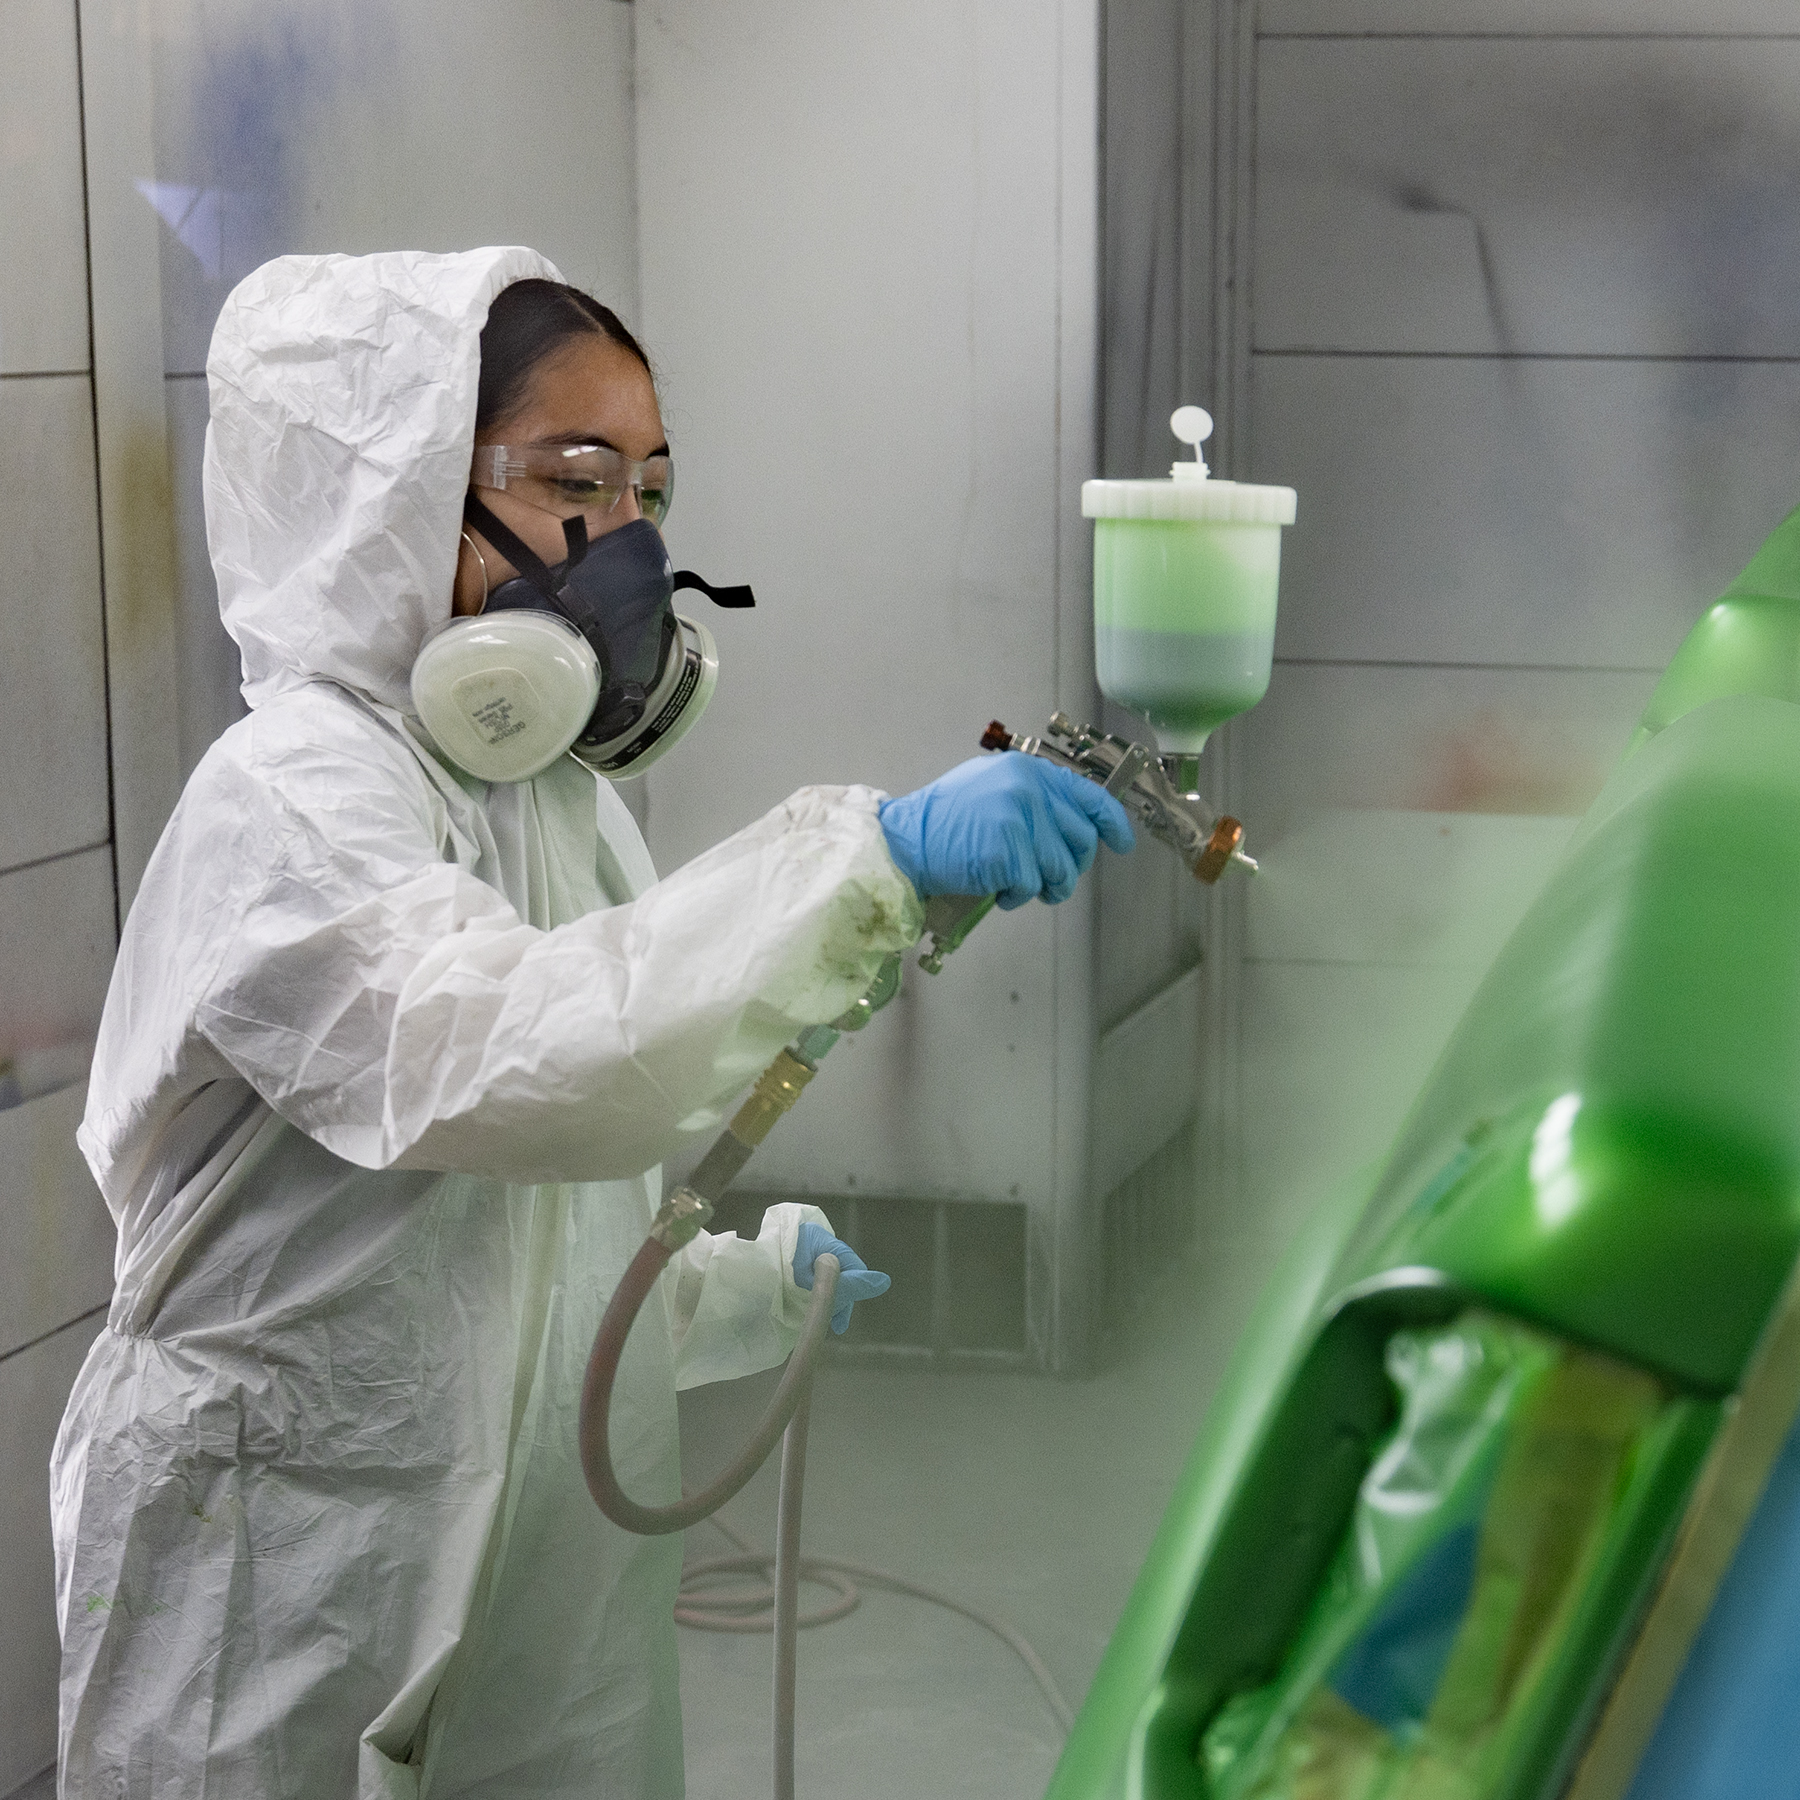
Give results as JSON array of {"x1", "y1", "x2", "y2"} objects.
[{"x1": 1201, "y1": 1313, "x2": 1669, "y2": 1800}]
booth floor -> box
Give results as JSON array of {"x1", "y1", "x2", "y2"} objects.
[{"x1": 676, "y1": 1268, "x2": 1238, "y2": 1800}]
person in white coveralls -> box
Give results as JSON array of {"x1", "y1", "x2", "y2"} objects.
[{"x1": 51, "y1": 246, "x2": 1131, "y2": 1797}]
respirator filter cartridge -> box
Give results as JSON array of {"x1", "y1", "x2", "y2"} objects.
[{"x1": 411, "y1": 611, "x2": 602, "y2": 783}]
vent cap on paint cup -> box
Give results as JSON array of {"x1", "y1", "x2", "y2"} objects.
[{"x1": 1081, "y1": 406, "x2": 1297, "y2": 525}]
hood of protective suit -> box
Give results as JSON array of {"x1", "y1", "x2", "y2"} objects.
[{"x1": 205, "y1": 246, "x2": 564, "y2": 713}]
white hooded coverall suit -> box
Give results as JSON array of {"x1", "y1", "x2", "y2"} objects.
[{"x1": 49, "y1": 246, "x2": 922, "y2": 1797}]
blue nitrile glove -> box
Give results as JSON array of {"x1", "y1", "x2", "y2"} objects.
[
  {"x1": 878, "y1": 752, "x2": 1135, "y2": 911},
  {"x1": 793, "y1": 1221, "x2": 891, "y2": 1335}
]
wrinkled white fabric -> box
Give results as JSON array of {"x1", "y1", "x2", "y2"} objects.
[{"x1": 51, "y1": 248, "x2": 921, "y2": 1799}]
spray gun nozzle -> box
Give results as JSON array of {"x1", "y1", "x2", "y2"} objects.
[{"x1": 1194, "y1": 816, "x2": 1247, "y2": 884}]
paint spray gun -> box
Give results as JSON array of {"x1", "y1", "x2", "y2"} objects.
[
  {"x1": 659, "y1": 700, "x2": 1265, "y2": 1230},
  {"x1": 914, "y1": 710, "x2": 1260, "y2": 973}
]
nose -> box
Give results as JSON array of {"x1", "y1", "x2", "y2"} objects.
[
  {"x1": 591, "y1": 484, "x2": 643, "y2": 538},
  {"x1": 582, "y1": 486, "x2": 642, "y2": 543}
]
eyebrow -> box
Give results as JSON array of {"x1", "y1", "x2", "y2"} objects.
[{"x1": 537, "y1": 430, "x2": 672, "y2": 458}]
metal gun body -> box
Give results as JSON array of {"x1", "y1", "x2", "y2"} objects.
[{"x1": 981, "y1": 712, "x2": 1256, "y2": 886}]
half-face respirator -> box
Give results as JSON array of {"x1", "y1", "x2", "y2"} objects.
[{"x1": 411, "y1": 488, "x2": 753, "y2": 783}]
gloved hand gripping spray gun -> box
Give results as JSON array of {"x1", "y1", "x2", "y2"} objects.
[{"x1": 577, "y1": 409, "x2": 1297, "y2": 1800}]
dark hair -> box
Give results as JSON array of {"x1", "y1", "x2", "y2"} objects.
[{"x1": 475, "y1": 279, "x2": 653, "y2": 434}]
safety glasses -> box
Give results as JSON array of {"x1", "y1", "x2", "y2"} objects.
[{"x1": 473, "y1": 441, "x2": 673, "y2": 528}]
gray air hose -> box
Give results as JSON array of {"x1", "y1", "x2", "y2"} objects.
[
  {"x1": 579, "y1": 1187, "x2": 840, "y2": 1800},
  {"x1": 578, "y1": 1189, "x2": 840, "y2": 1537}
]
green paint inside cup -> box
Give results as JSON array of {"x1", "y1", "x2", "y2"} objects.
[{"x1": 1093, "y1": 517, "x2": 1281, "y2": 753}]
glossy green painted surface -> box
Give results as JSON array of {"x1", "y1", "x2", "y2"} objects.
[
  {"x1": 1050, "y1": 508, "x2": 1800, "y2": 1800},
  {"x1": 1349, "y1": 693, "x2": 1800, "y2": 1392},
  {"x1": 1629, "y1": 501, "x2": 1800, "y2": 756}
]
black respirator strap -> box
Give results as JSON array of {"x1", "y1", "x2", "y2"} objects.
[
  {"x1": 462, "y1": 493, "x2": 590, "y2": 607},
  {"x1": 465, "y1": 492, "x2": 751, "y2": 612},
  {"x1": 673, "y1": 571, "x2": 756, "y2": 609}
]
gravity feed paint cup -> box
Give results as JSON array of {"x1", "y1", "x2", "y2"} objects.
[{"x1": 1081, "y1": 407, "x2": 1297, "y2": 759}]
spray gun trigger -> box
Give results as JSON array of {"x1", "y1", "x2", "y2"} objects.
[{"x1": 918, "y1": 892, "x2": 999, "y2": 974}]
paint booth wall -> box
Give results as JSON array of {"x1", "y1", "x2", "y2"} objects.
[
  {"x1": 0, "y1": 3, "x2": 638, "y2": 1786},
  {"x1": 633, "y1": 1, "x2": 1130, "y2": 1370},
  {"x1": 1199, "y1": 0, "x2": 1800, "y2": 1357},
  {"x1": 153, "y1": 0, "x2": 641, "y2": 774},
  {"x1": 2, "y1": 1, "x2": 122, "y2": 1785}
]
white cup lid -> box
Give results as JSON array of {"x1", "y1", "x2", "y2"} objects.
[
  {"x1": 1081, "y1": 405, "x2": 1296, "y2": 522},
  {"x1": 1081, "y1": 477, "x2": 1296, "y2": 523}
]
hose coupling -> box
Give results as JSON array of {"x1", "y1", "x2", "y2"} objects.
[
  {"x1": 650, "y1": 1187, "x2": 715, "y2": 1251},
  {"x1": 728, "y1": 1050, "x2": 818, "y2": 1148}
]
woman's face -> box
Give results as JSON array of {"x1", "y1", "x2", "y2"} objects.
[{"x1": 454, "y1": 334, "x2": 667, "y2": 617}]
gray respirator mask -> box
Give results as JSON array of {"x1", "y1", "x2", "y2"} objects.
[{"x1": 410, "y1": 494, "x2": 753, "y2": 783}]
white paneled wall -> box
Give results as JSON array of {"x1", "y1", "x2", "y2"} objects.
[
  {"x1": 0, "y1": 1319, "x2": 106, "y2": 1797},
  {"x1": 0, "y1": 1085, "x2": 116, "y2": 1363},
  {"x1": 1256, "y1": 37, "x2": 1800, "y2": 359},
  {"x1": 1216, "y1": 4, "x2": 1800, "y2": 1343},
  {"x1": 1239, "y1": 662, "x2": 1656, "y2": 830},
  {"x1": 0, "y1": 851, "x2": 116, "y2": 1070},
  {"x1": 0, "y1": 0, "x2": 89, "y2": 374},
  {"x1": 1254, "y1": 356, "x2": 1800, "y2": 671},
  {"x1": 0, "y1": 380, "x2": 110, "y2": 873},
  {"x1": 634, "y1": 0, "x2": 1106, "y2": 1362},
  {"x1": 149, "y1": 0, "x2": 640, "y2": 379},
  {"x1": 635, "y1": 0, "x2": 1088, "y2": 851},
  {"x1": 0, "y1": 5, "x2": 114, "y2": 1789},
  {"x1": 145, "y1": 0, "x2": 641, "y2": 773}
]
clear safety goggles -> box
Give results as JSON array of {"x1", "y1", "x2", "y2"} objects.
[{"x1": 473, "y1": 441, "x2": 674, "y2": 528}]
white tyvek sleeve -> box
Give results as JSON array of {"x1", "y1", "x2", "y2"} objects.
[
  {"x1": 664, "y1": 1202, "x2": 835, "y2": 1390},
  {"x1": 177, "y1": 717, "x2": 922, "y2": 1182}
]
